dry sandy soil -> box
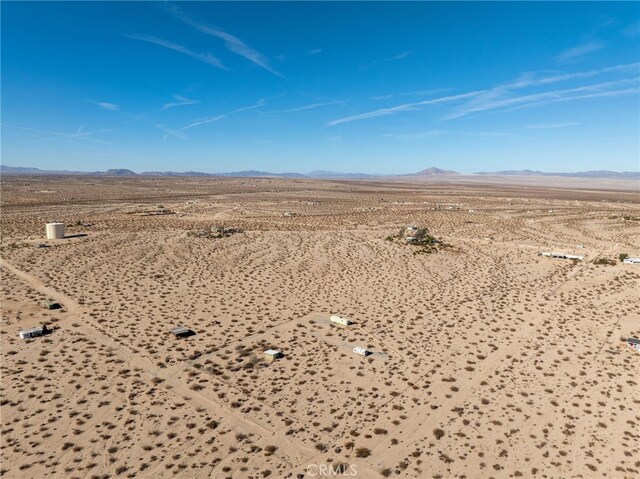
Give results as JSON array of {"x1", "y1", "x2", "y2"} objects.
[{"x1": 1, "y1": 175, "x2": 639, "y2": 479}]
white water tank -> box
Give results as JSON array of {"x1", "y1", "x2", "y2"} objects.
[{"x1": 46, "y1": 223, "x2": 65, "y2": 240}]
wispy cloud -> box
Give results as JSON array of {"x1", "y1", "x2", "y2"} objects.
[
  {"x1": 3, "y1": 125, "x2": 112, "y2": 144},
  {"x1": 369, "y1": 88, "x2": 452, "y2": 101},
  {"x1": 275, "y1": 101, "x2": 345, "y2": 114},
  {"x1": 444, "y1": 78, "x2": 638, "y2": 120},
  {"x1": 361, "y1": 50, "x2": 413, "y2": 70},
  {"x1": 497, "y1": 86, "x2": 639, "y2": 117},
  {"x1": 162, "y1": 94, "x2": 199, "y2": 110},
  {"x1": 155, "y1": 124, "x2": 187, "y2": 140},
  {"x1": 327, "y1": 62, "x2": 639, "y2": 126},
  {"x1": 307, "y1": 48, "x2": 322, "y2": 55},
  {"x1": 504, "y1": 62, "x2": 638, "y2": 89},
  {"x1": 555, "y1": 41, "x2": 604, "y2": 61},
  {"x1": 326, "y1": 91, "x2": 484, "y2": 126},
  {"x1": 166, "y1": 5, "x2": 282, "y2": 77},
  {"x1": 87, "y1": 100, "x2": 120, "y2": 111},
  {"x1": 160, "y1": 99, "x2": 266, "y2": 139},
  {"x1": 526, "y1": 122, "x2": 579, "y2": 129},
  {"x1": 125, "y1": 34, "x2": 226, "y2": 69}
]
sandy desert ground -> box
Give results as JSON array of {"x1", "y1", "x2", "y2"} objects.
[{"x1": 1, "y1": 174, "x2": 639, "y2": 479}]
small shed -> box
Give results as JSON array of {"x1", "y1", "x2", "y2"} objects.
[
  {"x1": 264, "y1": 349, "x2": 283, "y2": 361},
  {"x1": 623, "y1": 257, "x2": 640, "y2": 264},
  {"x1": 627, "y1": 338, "x2": 640, "y2": 352},
  {"x1": 170, "y1": 326, "x2": 194, "y2": 338},
  {"x1": 19, "y1": 326, "x2": 45, "y2": 340},
  {"x1": 43, "y1": 300, "x2": 61, "y2": 310},
  {"x1": 330, "y1": 315, "x2": 352, "y2": 326},
  {"x1": 353, "y1": 346, "x2": 370, "y2": 357}
]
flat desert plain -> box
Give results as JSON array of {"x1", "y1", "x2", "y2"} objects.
[{"x1": 1, "y1": 175, "x2": 639, "y2": 479}]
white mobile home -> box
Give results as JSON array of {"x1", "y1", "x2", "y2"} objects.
[
  {"x1": 19, "y1": 326, "x2": 45, "y2": 340},
  {"x1": 540, "y1": 252, "x2": 584, "y2": 261},
  {"x1": 330, "y1": 315, "x2": 352, "y2": 326},
  {"x1": 623, "y1": 257, "x2": 640, "y2": 264},
  {"x1": 627, "y1": 338, "x2": 640, "y2": 352},
  {"x1": 264, "y1": 349, "x2": 283, "y2": 360},
  {"x1": 353, "y1": 346, "x2": 370, "y2": 356}
]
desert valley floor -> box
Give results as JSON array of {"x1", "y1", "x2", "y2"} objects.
[{"x1": 1, "y1": 175, "x2": 639, "y2": 479}]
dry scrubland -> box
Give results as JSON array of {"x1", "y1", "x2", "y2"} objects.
[{"x1": 1, "y1": 175, "x2": 639, "y2": 479}]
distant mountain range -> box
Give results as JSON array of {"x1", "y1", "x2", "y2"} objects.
[
  {"x1": 414, "y1": 167, "x2": 459, "y2": 176},
  {"x1": 1, "y1": 164, "x2": 638, "y2": 179},
  {"x1": 474, "y1": 169, "x2": 640, "y2": 179}
]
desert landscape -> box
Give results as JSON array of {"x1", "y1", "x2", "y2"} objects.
[{"x1": 1, "y1": 174, "x2": 639, "y2": 479}]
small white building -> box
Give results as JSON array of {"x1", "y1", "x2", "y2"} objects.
[
  {"x1": 170, "y1": 326, "x2": 194, "y2": 338},
  {"x1": 330, "y1": 315, "x2": 352, "y2": 326},
  {"x1": 46, "y1": 223, "x2": 65, "y2": 240},
  {"x1": 264, "y1": 349, "x2": 283, "y2": 360},
  {"x1": 540, "y1": 252, "x2": 584, "y2": 261},
  {"x1": 19, "y1": 326, "x2": 45, "y2": 340},
  {"x1": 353, "y1": 346, "x2": 370, "y2": 356},
  {"x1": 626, "y1": 338, "x2": 640, "y2": 352},
  {"x1": 623, "y1": 257, "x2": 640, "y2": 264}
]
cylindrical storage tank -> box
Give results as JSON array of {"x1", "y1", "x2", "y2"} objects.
[{"x1": 46, "y1": 223, "x2": 65, "y2": 240}]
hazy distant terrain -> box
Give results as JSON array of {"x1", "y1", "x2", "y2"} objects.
[
  {"x1": 2, "y1": 164, "x2": 638, "y2": 181},
  {"x1": 1, "y1": 175, "x2": 639, "y2": 478}
]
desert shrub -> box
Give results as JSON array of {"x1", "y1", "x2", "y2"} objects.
[
  {"x1": 433, "y1": 428, "x2": 445, "y2": 440},
  {"x1": 592, "y1": 257, "x2": 615, "y2": 266},
  {"x1": 355, "y1": 448, "x2": 371, "y2": 458}
]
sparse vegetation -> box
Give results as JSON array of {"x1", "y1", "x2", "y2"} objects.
[{"x1": 1, "y1": 175, "x2": 637, "y2": 479}]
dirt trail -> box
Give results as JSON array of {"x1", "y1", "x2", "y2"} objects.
[{"x1": 0, "y1": 256, "x2": 311, "y2": 466}]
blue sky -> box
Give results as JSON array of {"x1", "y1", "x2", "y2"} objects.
[{"x1": 2, "y1": 1, "x2": 639, "y2": 174}]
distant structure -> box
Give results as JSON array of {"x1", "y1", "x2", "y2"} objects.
[
  {"x1": 46, "y1": 223, "x2": 65, "y2": 240},
  {"x1": 623, "y1": 257, "x2": 640, "y2": 264},
  {"x1": 42, "y1": 300, "x2": 61, "y2": 310},
  {"x1": 170, "y1": 326, "x2": 194, "y2": 338},
  {"x1": 540, "y1": 252, "x2": 584, "y2": 261},
  {"x1": 264, "y1": 349, "x2": 283, "y2": 361},
  {"x1": 353, "y1": 346, "x2": 370, "y2": 356},
  {"x1": 402, "y1": 225, "x2": 419, "y2": 242},
  {"x1": 330, "y1": 315, "x2": 352, "y2": 326},
  {"x1": 19, "y1": 325, "x2": 45, "y2": 340},
  {"x1": 627, "y1": 338, "x2": 640, "y2": 352}
]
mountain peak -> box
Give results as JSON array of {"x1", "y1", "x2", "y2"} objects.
[
  {"x1": 414, "y1": 167, "x2": 459, "y2": 176},
  {"x1": 101, "y1": 168, "x2": 137, "y2": 176}
]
